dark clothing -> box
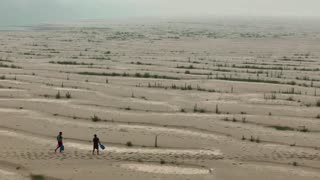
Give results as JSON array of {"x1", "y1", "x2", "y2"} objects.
[
  {"x1": 58, "y1": 141, "x2": 63, "y2": 147},
  {"x1": 57, "y1": 135, "x2": 63, "y2": 147},
  {"x1": 93, "y1": 137, "x2": 99, "y2": 149}
]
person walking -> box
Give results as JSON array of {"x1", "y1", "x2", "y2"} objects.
[{"x1": 54, "y1": 132, "x2": 64, "y2": 153}]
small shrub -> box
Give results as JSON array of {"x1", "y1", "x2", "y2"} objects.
[
  {"x1": 91, "y1": 115, "x2": 101, "y2": 122},
  {"x1": 180, "y1": 108, "x2": 185, "y2": 113},
  {"x1": 160, "y1": 159, "x2": 166, "y2": 164},
  {"x1": 316, "y1": 114, "x2": 320, "y2": 119},
  {"x1": 242, "y1": 135, "x2": 246, "y2": 140},
  {"x1": 215, "y1": 104, "x2": 220, "y2": 114},
  {"x1": 65, "y1": 92, "x2": 71, "y2": 99},
  {"x1": 292, "y1": 162, "x2": 298, "y2": 166},
  {"x1": 126, "y1": 141, "x2": 133, "y2": 147},
  {"x1": 316, "y1": 100, "x2": 320, "y2": 107},
  {"x1": 255, "y1": 137, "x2": 260, "y2": 143},
  {"x1": 193, "y1": 104, "x2": 198, "y2": 112},
  {"x1": 143, "y1": 72, "x2": 150, "y2": 78},
  {"x1": 55, "y1": 91, "x2": 61, "y2": 99},
  {"x1": 250, "y1": 136, "x2": 255, "y2": 142},
  {"x1": 0, "y1": 75, "x2": 5, "y2": 80},
  {"x1": 299, "y1": 126, "x2": 309, "y2": 132},
  {"x1": 125, "y1": 107, "x2": 131, "y2": 110},
  {"x1": 287, "y1": 96, "x2": 294, "y2": 101}
]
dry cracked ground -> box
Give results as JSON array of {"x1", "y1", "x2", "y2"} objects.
[{"x1": 0, "y1": 21, "x2": 320, "y2": 180}]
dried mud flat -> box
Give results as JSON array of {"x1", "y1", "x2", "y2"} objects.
[{"x1": 0, "y1": 20, "x2": 320, "y2": 180}]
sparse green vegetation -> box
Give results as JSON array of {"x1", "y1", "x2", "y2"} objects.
[
  {"x1": 49, "y1": 61, "x2": 93, "y2": 66},
  {"x1": 0, "y1": 62, "x2": 21, "y2": 69},
  {"x1": 269, "y1": 125, "x2": 294, "y2": 131},
  {"x1": 78, "y1": 72, "x2": 179, "y2": 80},
  {"x1": 30, "y1": 174, "x2": 45, "y2": 180}
]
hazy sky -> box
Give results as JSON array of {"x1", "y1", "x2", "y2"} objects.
[{"x1": 0, "y1": 0, "x2": 319, "y2": 26}]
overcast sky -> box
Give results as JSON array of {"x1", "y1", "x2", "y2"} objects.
[{"x1": 0, "y1": 0, "x2": 319, "y2": 26}]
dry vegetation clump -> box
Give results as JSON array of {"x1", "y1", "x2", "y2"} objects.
[
  {"x1": 65, "y1": 92, "x2": 72, "y2": 99},
  {"x1": 91, "y1": 115, "x2": 101, "y2": 122},
  {"x1": 55, "y1": 91, "x2": 61, "y2": 99},
  {"x1": 126, "y1": 141, "x2": 133, "y2": 147}
]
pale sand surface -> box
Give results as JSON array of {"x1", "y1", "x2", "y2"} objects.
[{"x1": 0, "y1": 20, "x2": 320, "y2": 179}]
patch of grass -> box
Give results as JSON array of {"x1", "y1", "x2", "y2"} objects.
[
  {"x1": 30, "y1": 174, "x2": 46, "y2": 180},
  {"x1": 49, "y1": 61, "x2": 93, "y2": 66},
  {"x1": 270, "y1": 125, "x2": 294, "y2": 131},
  {"x1": 0, "y1": 62, "x2": 21, "y2": 69},
  {"x1": 78, "y1": 72, "x2": 179, "y2": 80},
  {"x1": 0, "y1": 58, "x2": 13, "y2": 62},
  {"x1": 216, "y1": 77, "x2": 281, "y2": 84}
]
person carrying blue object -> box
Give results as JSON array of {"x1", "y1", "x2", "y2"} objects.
[
  {"x1": 54, "y1": 132, "x2": 64, "y2": 153},
  {"x1": 92, "y1": 134, "x2": 102, "y2": 155}
]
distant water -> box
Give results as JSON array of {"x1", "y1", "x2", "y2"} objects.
[{"x1": 0, "y1": 25, "x2": 34, "y2": 32}]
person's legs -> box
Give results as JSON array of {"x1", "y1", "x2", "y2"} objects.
[
  {"x1": 97, "y1": 148, "x2": 99, "y2": 155},
  {"x1": 54, "y1": 144, "x2": 60, "y2": 153}
]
